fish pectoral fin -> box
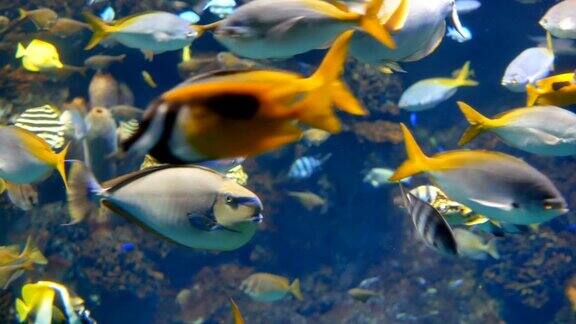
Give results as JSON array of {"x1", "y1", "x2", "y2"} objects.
[
  {"x1": 267, "y1": 16, "x2": 305, "y2": 39},
  {"x1": 523, "y1": 128, "x2": 562, "y2": 145},
  {"x1": 468, "y1": 198, "x2": 513, "y2": 211},
  {"x1": 187, "y1": 213, "x2": 241, "y2": 233}
]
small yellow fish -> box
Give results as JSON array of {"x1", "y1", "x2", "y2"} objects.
[
  {"x1": 0, "y1": 236, "x2": 47, "y2": 289},
  {"x1": 141, "y1": 70, "x2": 158, "y2": 88},
  {"x1": 16, "y1": 281, "x2": 85, "y2": 323},
  {"x1": 348, "y1": 288, "x2": 380, "y2": 302},
  {"x1": 301, "y1": 128, "x2": 331, "y2": 145},
  {"x1": 287, "y1": 191, "x2": 327, "y2": 212},
  {"x1": 15, "y1": 39, "x2": 64, "y2": 72},
  {"x1": 526, "y1": 72, "x2": 576, "y2": 107},
  {"x1": 229, "y1": 298, "x2": 244, "y2": 324},
  {"x1": 241, "y1": 273, "x2": 303, "y2": 302}
]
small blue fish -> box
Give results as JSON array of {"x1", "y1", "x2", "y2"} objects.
[
  {"x1": 288, "y1": 154, "x2": 331, "y2": 180},
  {"x1": 203, "y1": 0, "x2": 236, "y2": 18},
  {"x1": 409, "y1": 112, "x2": 418, "y2": 126},
  {"x1": 448, "y1": 279, "x2": 464, "y2": 289},
  {"x1": 120, "y1": 242, "x2": 135, "y2": 253},
  {"x1": 100, "y1": 6, "x2": 115, "y2": 23},
  {"x1": 447, "y1": 26, "x2": 472, "y2": 43},
  {"x1": 455, "y1": 0, "x2": 481, "y2": 15},
  {"x1": 178, "y1": 11, "x2": 201, "y2": 24}
]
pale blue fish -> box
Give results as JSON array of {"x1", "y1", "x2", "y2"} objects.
[
  {"x1": 455, "y1": 0, "x2": 481, "y2": 14},
  {"x1": 453, "y1": 228, "x2": 499, "y2": 260},
  {"x1": 447, "y1": 25, "x2": 472, "y2": 42},
  {"x1": 100, "y1": 6, "x2": 115, "y2": 22},
  {"x1": 399, "y1": 61, "x2": 478, "y2": 112},
  {"x1": 203, "y1": 0, "x2": 237, "y2": 18},
  {"x1": 178, "y1": 11, "x2": 201, "y2": 24},
  {"x1": 502, "y1": 36, "x2": 554, "y2": 92},
  {"x1": 540, "y1": 0, "x2": 576, "y2": 39},
  {"x1": 288, "y1": 154, "x2": 331, "y2": 179},
  {"x1": 350, "y1": 0, "x2": 466, "y2": 66},
  {"x1": 363, "y1": 168, "x2": 410, "y2": 187}
]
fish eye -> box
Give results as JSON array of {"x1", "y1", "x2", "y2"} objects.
[
  {"x1": 543, "y1": 202, "x2": 553, "y2": 210},
  {"x1": 225, "y1": 195, "x2": 235, "y2": 204},
  {"x1": 511, "y1": 202, "x2": 520, "y2": 209}
]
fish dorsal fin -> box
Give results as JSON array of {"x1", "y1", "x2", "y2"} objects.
[
  {"x1": 113, "y1": 11, "x2": 157, "y2": 27},
  {"x1": 385, "y1": 0, "x2": 410, "y2": 32},
  {"x1": 268, "y1": 16, "x2": 305, "y2": 39}
]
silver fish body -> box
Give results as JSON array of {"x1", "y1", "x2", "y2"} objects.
[
  {"x1": 0, "y1": 127, "x2": 52, "y2": 184},
  {"x1": 540, "y1": 0, "x2": 576, "y2": 39},
  {"x1": 502, "y1": 47, "x2": 554, "y2": 92}
]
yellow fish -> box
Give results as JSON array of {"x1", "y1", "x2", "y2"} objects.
[
  {"x1": 241, "y1": 273, "x2": 303, "y2": 302},
  {"x1": 526, "y1": 72, "x2": 576, "y2": 107},
  {"x1": 141, "y1": 70, "x2": 158, "y2": 88},
  {"x1": 0, "y1": 236, "x2": 47, "y2": 289},
  {"x1": 16, "y1": 281, "x2": 85, "y2": 323},
  {"x1": 15, "y1": 39, "x2": 64, "y2": 72}
]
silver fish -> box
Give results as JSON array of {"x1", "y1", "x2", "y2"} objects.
[
  {"x1": 540, "y1": 0, "x2": 576, "y2": 39},
  {"x1": 502, "y1": 47, "x2": 554, "y2": 92}
]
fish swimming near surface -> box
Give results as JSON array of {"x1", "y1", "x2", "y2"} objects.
[
  {"x1": 67, "y1": 162, "x2": 264, "y2": 250},
  {"x1": 0, "y1": 126, "x2": 69, "y2": 188},
  {"x1": 240, "y1": 273, "x2": 303, "y2": 302},
  {"x1": 458, "y1": 101, "x2": 576, "y2": 156},
  {"x1": 209, "y1": 0, "x2": 398, "y2": 59},
  {"x1": 399, "y1": 61, "x2": 478, "y2": 111},
  {"x1": 121, "y1": 31, "x2": 366, "y2": 163},
  {"x1": 390, "y1": 124, "x2": 568, "y2": 225},
  {"x1": 540, "y1": 0, "x2": 576, "y2": 39},
  {"x1": 0, "y1": 237, "x2": 47, "y2": 289},
  {"x1": 398, "y1": 183, "x2": 458, "y2": 256},
  {"x1": 83, "y1": 11, "x2": 200, "y2": 59},
  {"x1": 501, "y1": 33, "x2": 555, "y2": 92},
  {"x1": 84, "y1": 107, "x2": 118, "y2": 182},
  {"x1": 287, "y1": 154, "x2": 331, "y2": 180},
  {"x1": 526, "y1": 72, "x2": 576, "y2": 107},
  {"x1": 452, "y1": 228, "x2": 499, "y2": 260},
  {"x1": 15, "y1": 39, "x2": 64, "y2": 72}
]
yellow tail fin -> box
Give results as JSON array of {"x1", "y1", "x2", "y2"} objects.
[
  {"x1": 21, "y1": 236, "x2": 48, "y2": 265},
  {"x1": 15, "y1": 298, "x2": 30, "y2": 322},
  {"x1": 457, "y1": 101, "x2": 492, "y2": 145},
  {"x1": 526, "y1": 84, "x2": 541, "y2": 107},
  {"x1": 389, "y1": 123, "x2": 429, "y2": 182},
  {"x1": 290, "y1": 279, "x2": 304, "y2": 301},
  {"x1": 454, "y1": 61, "x2": 479, "y2": 87},
  {"x1": 229, "y1": 298, "x2": 245, "y2": 324},
  {"x1": 55, "y1": 143, "x2": 70, "y2": 192},
  {"x1": 358, "y1": 0, "x2": 396, "y2": 49},
  {"x1": 17, "y1": 8, "x2": 27, "y2": 20},
  {"x1": 83, "y1": 12, "x2": 113, "y2": 50},
  {"x1": 295, "y1": 30, "x2": 366, "y2": 132},
  {"x1": 15, "y1": 43, "x2": 26, "y2": 59}
]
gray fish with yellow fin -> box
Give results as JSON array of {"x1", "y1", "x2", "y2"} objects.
[
  {"x1": 67, "y1": 162, "x2": 263, "y2": 250},
  {"x1": 241, "y1": 273, "x2": 303, "y2": 302},
  {"x1": 0, "y1": 236, "x2": 47, "y2": 289}
]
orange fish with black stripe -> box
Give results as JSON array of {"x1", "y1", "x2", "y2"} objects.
[{"x1": 121, "y1": 30, "x2": 367, "y2": 164}]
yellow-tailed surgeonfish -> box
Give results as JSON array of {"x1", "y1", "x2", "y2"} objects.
[
  {"x1": 15, "y1": 39, "x2": 64, "y2": 72},
  {"x1": 121, "y1": 31, "x2": 366, "y2": 164},
  {"x1": 0, "y1": 236, "x2": 47, "y2": 289},
  {"x1": 208, "y1": 0, "x2": 399, "y2": 59},
  {"x1": 398, "y1": 61, "x2": 478, "y2": 111},
  {"x1": 458, "y1": 101, "x2": 576, "y2": 156},
  {"x1": 398, "y1": 183, "x2": 458, "y2": 256},
  {"x1": 390, "y1": 124, "x2": 568, "y2": 225},
  {"x1": 83, "y1": 11, "x2": 200, "y2": 59},
  {"x1": 84, "y1": 107, "x2": 118, "y2": 182},
  {"x1": 501, "y1": 33, "x2": 555, "y2": 93},
  {"x1": 540, "y1": 0, "x2": 576, "y2": 39},
  {"x1": 526, "y1": 72, "x2": 576, "y2": 107},
  {"x1": 67, "y1": 162, "x2": 263, "y2": 251},
  {"x1": 350, "y1": 0, "x2": 467, "y2": 69},
  {"x1": 453, "y1": 228, "x2": 499, "y2": 260},
  {"x1": 0, "y1": 126, "x2": 69, "y2": 189},
  {"x1": 240, "y1": 273, "x2": 303, "y2": 302}
]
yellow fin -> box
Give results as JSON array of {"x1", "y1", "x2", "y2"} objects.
[
  {"x1": 21, "y1": 236, "x2": 48, "y2": 265},
  {"x1": 17, "y1": 8, "x2": 27, "y2": 20},
  {"x1": 15, "y1": 298, "x2": 30, "y2": 322},
  {"x1": 389, "y1": 123, "x2": 430, "y2": 182},
  {"x1": 464, "y1": 215, "x2": 489, "y2": 226},
  {"x1": 229, "y1": 298, "x2": 245, "y2": 324},
  {"x1": 15, "y1": 43, "x2": 26, "y2": 59},
  {"x1": 453, "y1": 61, "x2": 479, "y2": 87},
  {"x1": 359, "y1": 0, "x2": 396, "y2": 49},
  {"x1": 182, "y1": 45, "x2": 191, "y2": 62},
  {"x1": 83, "y1": 12, "x2": 113, "y2": 50},
  {"x1": 457, "y1": 101, "x2": 492, "y2": 145},
  {"x1": 385, "y1": 0, "x2": 410, "y2": 32},
  {"x1": 525, "y1": 84, "x2": 541, "y2": 107},
  {"x1": 56, "y1": 143, "x2": 70, "y2": 192},
  {"x1": 290, "y1": 279, "x2": 304, "y2": 301},
  {"x1": 0, "y1": 179, "x2": 5, "y2": 195}
]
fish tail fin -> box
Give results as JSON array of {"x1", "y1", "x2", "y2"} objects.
[
  {"x1": 15, "y1": 43, "x2": 26, "y2": 58},
  {"x1": 67, "y1": 161, "x2": 103, "y2": 225},
  {"x1": 0, "y1": 179, "x2": 6, "y2": 195},
  {"x1": 290, "y1": 279, "x2": 304, "y2": 301},
  {"x1": 486, "y1": 238, "x2": 499, "y2": 259},
  {"x1": 15, "y1": 298, "x2": 30, "y2": 321},
  {"x1": 83, "y1": 12, "x2": 112, "y2": 50},
  {"x1": 55, "y1": 143, "x2": 71, "y2": 192},
  {"x1": 358, "y1": 0, "x2": 396, "y2": 49},
  {"x1": 191, "y1": 21, "x2": 220, "y2": 39},
  {"x1": 457, "y1": 101, "x2": 492, "y2": 145},
  {"x1": 526, "y1": 84, "x2": 540, "y2": 107},
  {"x1": 296, "y1": 31, "x2": 364, "y2": 132},
  {"x1": 385, "y1": 0, "x2": 410, "y2": 32},
  {"x1": 17, "y1": 8, "x2": 27, "y2": 20},
  {"x1": 389, "y1": 123, "x2": 430, "y2": 182},
  {"x1": 453, "y1": 61, "x2": 479, "y2": 86},
  {"x1": 21, "y1": 236, "x2": 47, "y2": 265}
]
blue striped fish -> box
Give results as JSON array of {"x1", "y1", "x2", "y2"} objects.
[
  {"x1": 287, "y1": 154, "x2": 331, "y2": 180},
  {"x1": 13, "y1": 105, "x2": 68, "y2": 151}
]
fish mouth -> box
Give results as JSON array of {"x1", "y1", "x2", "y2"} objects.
[{"x1": 251, "y1": 213, "x2": 264, "y2": 224}]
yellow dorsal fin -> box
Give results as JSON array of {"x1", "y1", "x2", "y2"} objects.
[
  {"x1": 453, "y1": 61, "x2": 479, "y2": 86},
  {"x1": 385, "y1": 0, "x2": 410, "y2": 32},
  {"x1": 389, "y1": 123, "x2": 430, "y2": 181}
]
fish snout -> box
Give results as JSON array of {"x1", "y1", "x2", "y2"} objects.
[
  {"x1": 235, "y1": 196, "x2": 264, "y2": 222},
  {"x1": 543, "y1": 197, "x2": 569, "y2": 214}
]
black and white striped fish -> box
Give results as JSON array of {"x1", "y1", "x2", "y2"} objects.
[
  {"x1": 13, "y1": 105, "x2": 67, "y2": 151},
  {"x1": 287, "y1": 154, "x2": 331, "y2": 180},
  {"x1": 399, "y1": 184, "x2": 458, "y2": 256}
]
